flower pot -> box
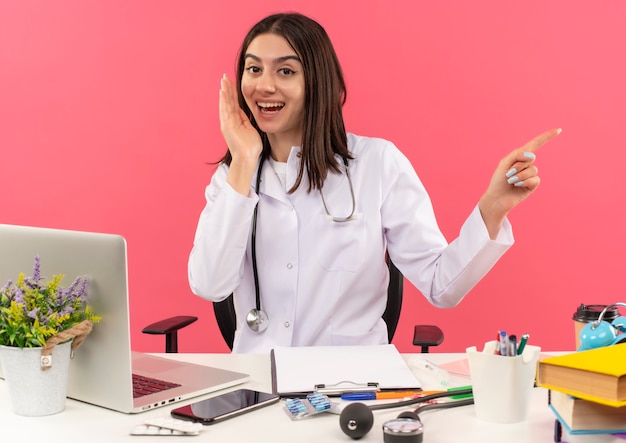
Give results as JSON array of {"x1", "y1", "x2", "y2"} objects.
[{"x1": 0, "y1": 340, "x2": 72, "y2": 416}]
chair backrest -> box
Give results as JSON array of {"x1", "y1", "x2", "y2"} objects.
[
  {"x1": 212, "y1": 293, "x2": 237, "y2": 350},
  {"x1": 383, "y1": 257, "x2": 404, "y2": 342},
  {"x1": 213, "y1": 258, "x2": 404, "y2": 350}
]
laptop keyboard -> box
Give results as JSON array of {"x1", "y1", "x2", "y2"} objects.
[{"x1": 132, "y1": 374, "x2": 181, "y2": 398}]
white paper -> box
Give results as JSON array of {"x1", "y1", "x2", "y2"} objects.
[{"x1": 271, "y1": 344, "x2": 421, "y2": 395}]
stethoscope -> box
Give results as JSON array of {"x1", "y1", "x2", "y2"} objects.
[
  {"x1": 338, "y1": 388, "x2": 474, "y2": 441},
  {"x1": 245, "y1": 154, "x2": 356, "y2": 332}
]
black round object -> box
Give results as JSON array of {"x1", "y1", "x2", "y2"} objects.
[
  {"x1": 339, "y1": 403, "x2": 374, "y2": 439},
  {"x1": 573, "y1": 304, "x2": 619, "y2": 322}
]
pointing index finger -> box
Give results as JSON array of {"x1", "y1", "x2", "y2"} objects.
[{"x1": 524, "y1": 128, "x2": 562, "y2": 152}]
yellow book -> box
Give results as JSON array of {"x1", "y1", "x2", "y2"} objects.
[{"x1": 537, "y1": 343, "x2": 626, "y2": 407}]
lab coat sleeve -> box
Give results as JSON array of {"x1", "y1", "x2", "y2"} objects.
[
  {"x1": 428, "y1": 205, "x2": 513, "y2": 307},
  {"x1": 187, "y1": 164, "x2": 259, "y2": 301},
  {"x1": 382, "y1": 144, "x2": 514, "y2": 308}
]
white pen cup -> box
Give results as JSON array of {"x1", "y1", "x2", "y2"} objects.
[{"x1": 466, "y1": 341, "x2": 541, "y2": 424}]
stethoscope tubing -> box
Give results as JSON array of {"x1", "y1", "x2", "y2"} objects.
[
  {"x1": 251, "y1": 155, "x2": 266, "y2": 313},
  {"x1": 368, "y1": 388, "x2": 474, "y2": 411},
  {"x1": 248, "y1": 154, "x2": 354, "y2": 332}
]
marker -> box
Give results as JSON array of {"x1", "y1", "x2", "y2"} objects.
[
  {"x1": 446, "y1": 385, "x2": 473, "y2": 399},
  {"x1": 494, "y1": 331, "x2": 502, "y2": 354},
  {"x1": 499, "y1": 331, "x2": 509, "y2": 356},
  {"x1": 517, "y1": 333, "x2": 529, "y2": 355},
  {"x1": 509, "y1": 334, "x2": 517, "y2": 356}
]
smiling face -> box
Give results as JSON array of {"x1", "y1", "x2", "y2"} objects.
[{"x1": 241, "y1": 33, "x2": 305, "y2": 159}]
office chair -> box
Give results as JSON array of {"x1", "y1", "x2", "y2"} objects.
[{"x1": 142, "y1": 258, "x2": 444, "y2": 352}]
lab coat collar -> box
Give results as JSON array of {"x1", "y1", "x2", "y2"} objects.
[
  {"x1": 255, "y1": 147, "x2": 348, "y2": 203},
  {"x1": 286, "y1": 147, "x2": 350, "y2": 196},
  {"x1": 254, "y1": 147, "x2": 304, "y2": 205}
]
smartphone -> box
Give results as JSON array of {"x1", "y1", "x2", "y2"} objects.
[{"x1": 171, "y1": 389, "x2": 280, "y2": 424}]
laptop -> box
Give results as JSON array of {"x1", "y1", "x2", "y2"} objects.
[{"x1": 0, "y1": 224, "x2": 249, "y2": 413}]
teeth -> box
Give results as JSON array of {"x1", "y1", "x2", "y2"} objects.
[{"x1": 257, "y1": 102, "x2": 284, "y2": 108}]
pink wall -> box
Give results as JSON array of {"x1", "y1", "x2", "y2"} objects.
[{"x1": 1, "y1": 1, "x2": 625, "y2": 354}]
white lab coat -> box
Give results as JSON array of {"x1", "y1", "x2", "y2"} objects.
[{"x1": 188, "y1": 133, "x2": 513, "y2": 353}]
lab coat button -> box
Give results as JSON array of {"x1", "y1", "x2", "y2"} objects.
[
  {"x1": 284, "y1": 321, "x2": 290, "y2": 328},
  {"x1": 287, "y1": 263, "x2": 293, "y2": 269}
]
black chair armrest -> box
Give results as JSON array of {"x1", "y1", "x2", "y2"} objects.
[
  {"x1": 142, "y1": 315, "x2": 198, "y2": 353},
  {"x1": 412, "y1": 325, "x2": 444, "y2": 353}
]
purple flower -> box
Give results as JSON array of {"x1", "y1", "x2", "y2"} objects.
[
  {"x1": 1, "y1": 280, "x2": 13, "y2": 293},
  {"x1": 60, "y1": 307, "x2": 74, "y2": 316},
  {"x1": 13, "y1": 286, "x2": 24, "y2": 305},
  {"x1": 26, "y1": 307, "x2": 39, "y2": 320},
  {"x1": 77, "y1": 277, "x2": 88, "y2": 299},
  {"x1": 23, "y1": 255, "x2": 44, "y2": 290}
]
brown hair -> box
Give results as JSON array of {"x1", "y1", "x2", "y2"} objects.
[{"x1": 221, "y1": 12, "x2": 351, "y2": 192}]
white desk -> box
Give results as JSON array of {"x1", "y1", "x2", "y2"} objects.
[{"x1": 0, "y1": 353, "x2": 622, "y2": 442}]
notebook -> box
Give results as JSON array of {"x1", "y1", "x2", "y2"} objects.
[{"x1": 0, "y1": 224, "x2": 249, "y2": 413}]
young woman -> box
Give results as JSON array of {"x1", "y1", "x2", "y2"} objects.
[{"x1": 188, "y1": 12, "x2": 560, "y2": 353}]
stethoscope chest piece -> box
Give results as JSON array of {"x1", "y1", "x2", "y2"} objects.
[
  {"x1": 382, "y1": 417, "x2": 424, "y2": 443},
  {"x1": 246, "y1": 308, "x2": 269, "y2": 332}
]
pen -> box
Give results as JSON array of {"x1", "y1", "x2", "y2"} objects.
[
  {"x1": 494, "y1": 331, "x2": 502, "y2": 354},
  {"x1": 446, "y1": 385, "x2": 473, "y2": 399},
  {"x1": 509, "y1": 334, "x2": 517, "y2": 356},
  {"x1": 517, "y1": 333, "x2": 529, "y2": 355},
  {"x1": 340, "y1": 388, "x2": 468, "y2": 401},
  {"x1": 341, "y1": 391, "x2": 434, "y2": 401},
  {"x1": 499, "y1": 331, "x2": 509, "y2": 356}
]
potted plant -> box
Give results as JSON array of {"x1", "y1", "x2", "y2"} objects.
[{"x1": 0, "y1": 255, "x2": 100, "y2": 416}]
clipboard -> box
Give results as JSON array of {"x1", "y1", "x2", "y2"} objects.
[{"x1": 270, "y1": 344, "x2": 422, "y2": 397}]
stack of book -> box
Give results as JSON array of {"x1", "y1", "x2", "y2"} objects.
[
  {"x1": 537, "y1": 343, "x2": 626, "y2": 434},
  {"x1": 547, "y1": 389, "x2": 626, "y2": 434}
]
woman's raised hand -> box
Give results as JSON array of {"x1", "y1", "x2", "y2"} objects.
[
  {"x1": 479, "y1": 128, "x2": 562, "y2": 238},
  {"x1": 219, "y1": 74, "x2": 263, "y2": 163},
  {"x1": 220, "y1": 74, "x2": 264, "y2": 195}
]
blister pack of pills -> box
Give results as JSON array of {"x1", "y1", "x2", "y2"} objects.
[{"x1": 283, "y1": 393, "x2": 334, "y2": 420}]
